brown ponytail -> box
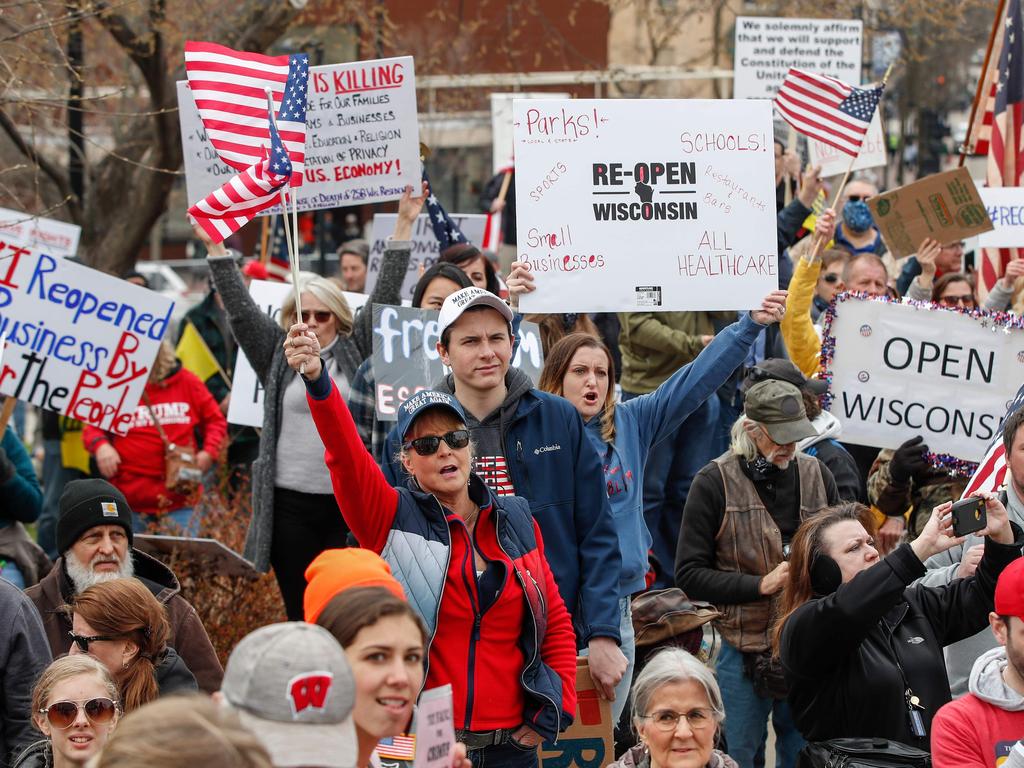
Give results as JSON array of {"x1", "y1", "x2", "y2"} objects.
[{"x1": 70, "y1": 578, "x2": 171, "y2": 713}]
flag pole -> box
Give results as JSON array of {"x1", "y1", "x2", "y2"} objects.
[
  {"x1": 960, "y1": 0, "x2": 1007, "y2": 167},
  {"x1": 806, "y1": 63, "x2": 896, "y2": 263},
  {"x1": 266, "y1": 88, "x2": 305, "y2": 373}
]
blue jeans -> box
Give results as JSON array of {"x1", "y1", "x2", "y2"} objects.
[
  {"x1": 716, "y1": 640, "x2": 804, "y2": 768},
  {"x1": 467, "y1": 741, "x2": 538, "y2": 768},
  {"x1": 132, "y1": 507, "x2": 201, "y2": 538},
  {"x1": 579, "y1": 596, "x2": 636, "y2": 722}
]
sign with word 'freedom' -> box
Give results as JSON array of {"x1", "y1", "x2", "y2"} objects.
[
  {"x1": 0, "y1": 243, "x2": 172, "y2": 434},
  {"x1": 178, "y1": 56, "x2": 421, "y2": 215},
  {"x1": 514, "y1": 98, "x2": 777, "y2": 313},
  {"x1": 824, "y1": 296, "x2": 1024, "y2": 462}
]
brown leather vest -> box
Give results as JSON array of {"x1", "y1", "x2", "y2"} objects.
[{"x1": 711, "y1": 452, "x2": 829, "y2": 652}]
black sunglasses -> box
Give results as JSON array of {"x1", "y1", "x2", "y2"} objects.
[
  {"x1": 300, "y1": 310, "x2": 332, "y2": 323},
  {"x1": 846, "y1": 194, "x2": 870, "y2": 202},
  {"x1": 822, "y1": 273, "x2": 840, "y2": 284},
  {"x1": 40, "y1": 698, "x2": 118, "y2": 729},
  {"x1": 69, "y1": 630, "x2": 120, "y2": 654},
  {"x1": 403, "y1": 430, "x2": 470, "y2": 456}
]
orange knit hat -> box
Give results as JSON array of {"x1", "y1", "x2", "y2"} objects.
[{"x1": 303, "y1": 548, "x2": 407, "y2": 623}]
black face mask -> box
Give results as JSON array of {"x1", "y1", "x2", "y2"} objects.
[{"x1": 810, "y1": 552, "x2": 842, "y2": 596}]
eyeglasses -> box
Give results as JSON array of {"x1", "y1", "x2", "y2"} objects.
[
  {"x1": 822, "y1": 273, "x2": 840, "y2": 284},
  {"x1": 402, "y1": 430, "x2": 470, "y2": 456},
  {"x1": 68, "y1": 630, "x2": 120, "y2": 654},
  {"x1": 939, "y1": 295, "x2": 975, "y2": 307},
  {"x1": 40, "y1": 698, "x2": 118, "y2": 729},
  {"x1": 640, "y1": 708, "x2": 716, "y2": 732},
  {"x1": 300, "y1": 310, "x2": 332, "y2": 323},
  {"x1": 846, "y1": 195, "x2": 870, "y2": 202}
]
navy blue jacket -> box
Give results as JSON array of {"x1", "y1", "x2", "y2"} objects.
[{"x1": 382, "y1": 381, "x2": 622, "y2": 647}]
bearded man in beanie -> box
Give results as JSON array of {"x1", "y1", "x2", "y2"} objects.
[{"x1": 25, "y1": 478, "x2": 222, "y2": 691}]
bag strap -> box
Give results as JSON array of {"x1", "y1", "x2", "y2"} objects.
[{"x1": 140, "y1": 393, "x2": 172, "y2": 449}]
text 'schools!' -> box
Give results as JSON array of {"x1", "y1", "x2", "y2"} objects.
[
  {"x1": 514, "y1": 98, "x2": 778, "y2": 313},
  {"x1": 0, "y1": 243, "x2": 172, "y2": 434}
]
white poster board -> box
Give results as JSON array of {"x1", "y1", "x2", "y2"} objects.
[
  {"x1": 0, "y1": 207, "x2": 81, "y2": 258},
  {"x1": 824, "y1": 296, "x2": 1024, "y2": 462},
  {"x1": 413, "y1": 685, "x2": 455, "y2": 768},
  {"x1": 0, "y1": 243, "x2": 172, "y2": 434},
  {"x1": 514, "y1": 98, "x2": 777, "y2": 313},
  {"x1": 227, "y1": 280, "x2": 368, "y2": 427},
  {"x1": 178, "y1": 56, "x2": 421, "y2": 215},
  {"x1": 364, "y1": 213, "x2": 488, "y2": 300},
  {"x1": 490, "y1": 92, "x2": 569, "y2": 171},
  {"x1": 978, "y1": 188, "x2": 1024, "y2": 248},
  {"x1": 733, "y1": 17, "x2": 863, "y2": 99},
  {"x1": 808, "y1": 111, "x2": 886, "y2": 178}
]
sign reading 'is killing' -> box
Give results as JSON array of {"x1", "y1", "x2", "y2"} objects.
[{"x1": 514, "y1": 98, "x2": 778, "y2": 313}]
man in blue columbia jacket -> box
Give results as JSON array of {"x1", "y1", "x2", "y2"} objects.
[{"x1": 381, "y1": 287, "x2": 627, "y2": 701}]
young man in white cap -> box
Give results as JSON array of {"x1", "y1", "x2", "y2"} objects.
[
  {"x1": 217, "y1": 622, "x2": 357, "y2": 768},
  {"x1": 380, "y1": 286, "x2": 628, "y2": 702}
]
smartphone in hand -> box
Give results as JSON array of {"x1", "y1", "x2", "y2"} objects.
[{"x1": 951, "y1": 497, "x2": 987, "y2": 537}]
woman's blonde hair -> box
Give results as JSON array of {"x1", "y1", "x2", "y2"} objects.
[
  {"x1": 147, "y1": 339, "x2": 177, "y2": 384},
  {"x1": 31, "y1": 655, "x2": 120, "y2": 733},
  {"x1": 94, "y1": 695, "x2": 273, "y2": 768},
  {"x1": 280, "y1": 271, "x2": 354, "y2": 337}
]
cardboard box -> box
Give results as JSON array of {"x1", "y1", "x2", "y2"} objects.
[
  {"x1": 540, "y1": 658, "x2": 615, "y2": 768},
  {"x1": 867, "y1": 168, "x2": 994, "y2": 258}
]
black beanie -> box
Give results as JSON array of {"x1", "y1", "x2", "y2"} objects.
[{"x1": 56, "y1": 479, "x2": 134, "y2": 555}]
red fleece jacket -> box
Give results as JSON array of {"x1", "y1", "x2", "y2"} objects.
[
  {"x1": 307, "y1": 380, "x2": 578, "y2": 732},
  {"x1": 83, "y1": 367, "x2": 226, "y2": 515}
]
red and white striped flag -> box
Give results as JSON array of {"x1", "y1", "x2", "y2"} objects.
[
  {"x1": 978, "y1": 0, "x2": 1024, "y2": 299},
  {"x1": 773, "y1": 69, "x2": 884, "y2": 157},
  {"x1": 962, "y1": 381, "x2": 1024, "y2": 497},
  {"x1": 184, "y1": 41, "x2": 308, "y2": 187},
  {"x1": 187, "y1": 106, "x2": 292, "y2": 244}
]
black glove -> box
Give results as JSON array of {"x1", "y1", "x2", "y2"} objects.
[{"x1": 890, "y1": 436, "x2": 928, "y2": 485}]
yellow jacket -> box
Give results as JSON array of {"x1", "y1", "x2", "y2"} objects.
[{"x1": 781, "y1": 256, "x2": 822, "y2": 377}]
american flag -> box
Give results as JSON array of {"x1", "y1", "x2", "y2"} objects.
[
  {"x1": 187, "y1": 106, "x2": 291, "y2": 244},
  {"x1": 423, "y1": 170, "x2": 468, "y2": 251},
  {"x1": 774, "y1": 69, "x2": 884, "y2": 157},
  {"x1": 184, "y1": 41, "x2": 308, "y2": 187},
  {"x1": 962, "y1": 381, "x2": 1024, "y2": 497},
  {"x1": 482, "y1": 166, "x2": 513, "y2": 252},
  {"x1": 965, "y1": 33, "x2": 1001, "y2": 157},
  {"x1": 375, "y1": 734, "x2": 416, "y2": 761},
  {"x1": 978, "y1": 0, "x2": 1024, "y2": 299}
]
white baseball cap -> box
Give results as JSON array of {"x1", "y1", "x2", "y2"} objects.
[
  {"x1": 437, "y1": 286, "x2": 514, "y2": 340},
  {"x1": 220, "y1": 622, "x2": 357, "y2": 768}
]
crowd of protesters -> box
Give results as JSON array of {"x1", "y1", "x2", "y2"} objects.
[{"x1": 0, "y1": 146, "x2": 1022, "y2": 768}]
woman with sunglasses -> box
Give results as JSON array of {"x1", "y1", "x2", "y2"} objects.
[
  {"x1": 69, "y1": 578, "x2": 196, "y2": 713},
  {"x1": 610, "y1": 648, "x2": 736, "y2": 768},
  {"x1": 193, "y1": 182, "x2": 426, "y2": 620},
  {"x1": 14, "y1": 655, "x2": 120, "y2": 768},
  {"x1": 285, "y1": 325, "x2": 577, "y2": 768}
]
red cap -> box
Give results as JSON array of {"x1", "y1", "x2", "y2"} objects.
[
  {"x1": 995, "y1": 558, "x2": 1024, "y2": 620},
  {"x1": 303, "y1": 548, "x2": 406, "y2": 623}
]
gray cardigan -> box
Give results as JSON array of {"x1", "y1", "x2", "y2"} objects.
[{"x1": 209, "y1": 246, "x2": 410, "y2": 571}]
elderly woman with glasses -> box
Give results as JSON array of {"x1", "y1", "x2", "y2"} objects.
[
  {"x1": 13, "y1": 655, "x2": 120, "y2": 768},
  {"x1": 284, "y1": 322, "x2": 577, "y2": 768},
  {"x1": 611, "y1": 648, "x2": 736, "y2": 768}
]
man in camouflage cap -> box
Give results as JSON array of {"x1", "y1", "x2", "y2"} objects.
[{"x1": 675, "y1": 379, "x2": 840, "y2": 768}]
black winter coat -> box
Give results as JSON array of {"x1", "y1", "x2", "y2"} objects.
[{"x1": 779, "y1": 533, "x2": 1023, "y2": 748}]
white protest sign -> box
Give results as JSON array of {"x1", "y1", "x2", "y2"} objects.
[
  {"x1": 808, "y1": 110, "x2": 886, "y2": 177},
  {"x1": 413, "y1": 685, "x2": 455, "y2": 768},
  {"x1": 514, "y1": 98, "x2": 777, "y2": 313},
  {"x1": 0, "y1": 207, "x2": 81, "y2": 258},
  {"x1": 733, "y1": 17, "x2": 862, "y2": 99},
  {"x1": 490, "y1": 92, "x2": 569, "y2": 171},
  {"x1": 978, "y1": 188, "x2": 1024, "y2": 248},
  {"x1": 364, "y1": 213, "x2": 488, "y2": 300},
  {"x1": 178, "y1": 56, "x2": 421, "y2": 215},
  {"x1": 0, "y1": 242, "x2": 172, "y2": 434},
  {"x1": 227, "y1": 280, "x2": 369, "y2": 427},
  {"x1": 824, "y1": 296, "x2": 1024, "y2": 462}
]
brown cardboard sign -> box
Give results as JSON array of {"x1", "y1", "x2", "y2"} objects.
[
  {"x1": 540, "y1": 658, "x2": 615, "y2": 768},
  {"x1": 867, "y1": 168, "x2": 994, "y2": 258}
]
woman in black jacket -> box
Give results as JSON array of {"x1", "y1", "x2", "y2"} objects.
[{"x1": 774, "y1": 497, "x2": 1021, "y2": 750}]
